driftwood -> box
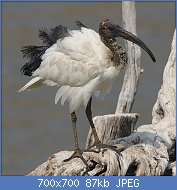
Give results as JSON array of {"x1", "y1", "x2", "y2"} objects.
[
  {"x1": 116, "y1": 1, "x2": 142, "y2": 114},
  {"x1": 28, "y1": 2, "x2": 176, "y2": 176}
]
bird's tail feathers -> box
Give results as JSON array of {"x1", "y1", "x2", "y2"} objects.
[
  {"x1": 55, "y1": 86, "x2": 70, "y2": 105},
  {"x1": 17, "y1": 77, "x2": 43, "y2": 92},
  {"x1": 55, "y1": 86, "x2": 89, "y2": 113}
]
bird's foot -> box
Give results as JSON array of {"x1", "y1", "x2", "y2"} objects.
[
  {"x1": 63, "y1": 149, "x2": 93, "y2": 175},
  {"x1": 88, "y1": 140, "x2": 120, "y2": 154},
  {"x1": 63, "y1": 149, "x2": 87, "y2": 164}
]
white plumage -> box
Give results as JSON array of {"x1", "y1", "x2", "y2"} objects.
[{"x1": 19, "y1": 28, "x2": 119, "y2": 112}]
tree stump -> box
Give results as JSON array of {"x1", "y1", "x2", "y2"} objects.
[{"x1": 86, "y1": 113, "x2": 139, "y2": 148}]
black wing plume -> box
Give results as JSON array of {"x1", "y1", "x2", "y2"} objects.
[
  {"x1": 21, "y1": 45, "x2": 47, "y2": 59},
  {"x1": 75, "y1": 20, "x2": 87, "y2": 29},
  {"x1": 38, "y1": 28, "x2": 52, "y2": 46},
  {"x1": 38, "y1": 25, "x2": 69, "y2": 46},
  {"x1": 20, "y1": 58, "x2": 42, "y2": 77},
  {"x1": 21, "y1": 25, "x2": 70, "y2": 76}
]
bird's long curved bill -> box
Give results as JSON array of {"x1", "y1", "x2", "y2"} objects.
[{"x1": 116, "y1": 25, "x2": 156, "y2": 62}]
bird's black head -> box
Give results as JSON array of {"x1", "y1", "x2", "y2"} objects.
[
  {"x1": 99, "y1": 19, "x2": 119, "y2": 39},
  {"x1": 99, "y1": 19, "x2": 156, "y2": 62}
]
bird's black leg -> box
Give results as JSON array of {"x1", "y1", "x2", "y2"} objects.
[
  {"x1": 70, "y1": 112, "x2": 80, "y2": 150},
  {"x1": 63, "y1": 112, "x2": 89, "y2": 170},
  {"x1": 86, "y1": 97, "x2": 119, "y2": 153},
  {"x1": 85, "y1": 98, "x2": 101, "y2": 145}
]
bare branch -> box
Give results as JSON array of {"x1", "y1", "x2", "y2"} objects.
[{"x1": 116, "y1": 1, "x2": 141, "y2": 113}]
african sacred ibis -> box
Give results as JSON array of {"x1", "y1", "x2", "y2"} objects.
[{"x1": 18, "y1": 19, "x2": 156, "y2": 167}]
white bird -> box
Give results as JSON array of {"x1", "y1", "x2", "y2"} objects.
[{"x1": 18, "y1": 19, "x2": 156, "y2": 168}]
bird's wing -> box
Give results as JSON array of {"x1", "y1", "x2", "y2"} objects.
[{"x1": 33, "y1": 28, "x2": 112, "y2": 87}]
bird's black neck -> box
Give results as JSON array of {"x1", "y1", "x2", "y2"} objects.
[{"x1": 99, "y1": 35, "x2": 128, "y2": 69}]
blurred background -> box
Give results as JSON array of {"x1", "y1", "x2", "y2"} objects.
[{"x1": 2, "y1": 2, "x2": 175, "y2": 175}]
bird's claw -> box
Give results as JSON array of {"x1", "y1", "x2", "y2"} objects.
[
  {"x1": 88, "y1": 141, "x2": 120, "y2": 154},
  {"x1": 63, "y1": 149, "x2": 92, "y2": 175},
  {"x1": 63, "y1": 143, "x2": 119, "y2": 175}
]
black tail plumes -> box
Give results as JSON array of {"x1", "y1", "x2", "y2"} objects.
[
  {"x1": 21, "y1": 45, "x2": 47, "y2": 59},
  {"x1": 20, "y1": 58, "x2": 42, "y2": 76},
  {"x1": 20, "y1": 25, "x2": 69, "y2": 76}
]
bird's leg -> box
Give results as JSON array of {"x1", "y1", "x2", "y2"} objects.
[
  {"x1": 71, "y1": 112, "x2": 80, "y2": 151},
  {"x1": 86, "y1": 98, "x2": 101, "y2": 145},
  {"x1": 63, "y1": 112, "x2": 89, "y2": 170},
  {"x1": 85, "y1": 98, "x2": 119, "y2": 153}
]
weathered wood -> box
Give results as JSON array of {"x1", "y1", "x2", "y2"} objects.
[
  {"x1": 116, "y1": 1, "x2": 141, "y2": 113},
  {"x1": 171, "y1": 161, "x2": 176, "y2": 176},
  {"x1": 109, "y1": 118, "x2": 175, "y2": 175},
  {"x1": 86, "y1": 113, "x2": 139, "y2": 148},
  {"x1": 109, "y1": 29, "x2": 176, "y2": 176},
  {"x1": 28, "y1": 150, "x2": 120, "y2": 176},
  {"x1": 152, "y1": 30, "x2": 176, "y2": 123}
]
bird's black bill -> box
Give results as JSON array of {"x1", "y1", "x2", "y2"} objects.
[{"x1": 115, "y1": 25, "x2": 156, "y2": 62}]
